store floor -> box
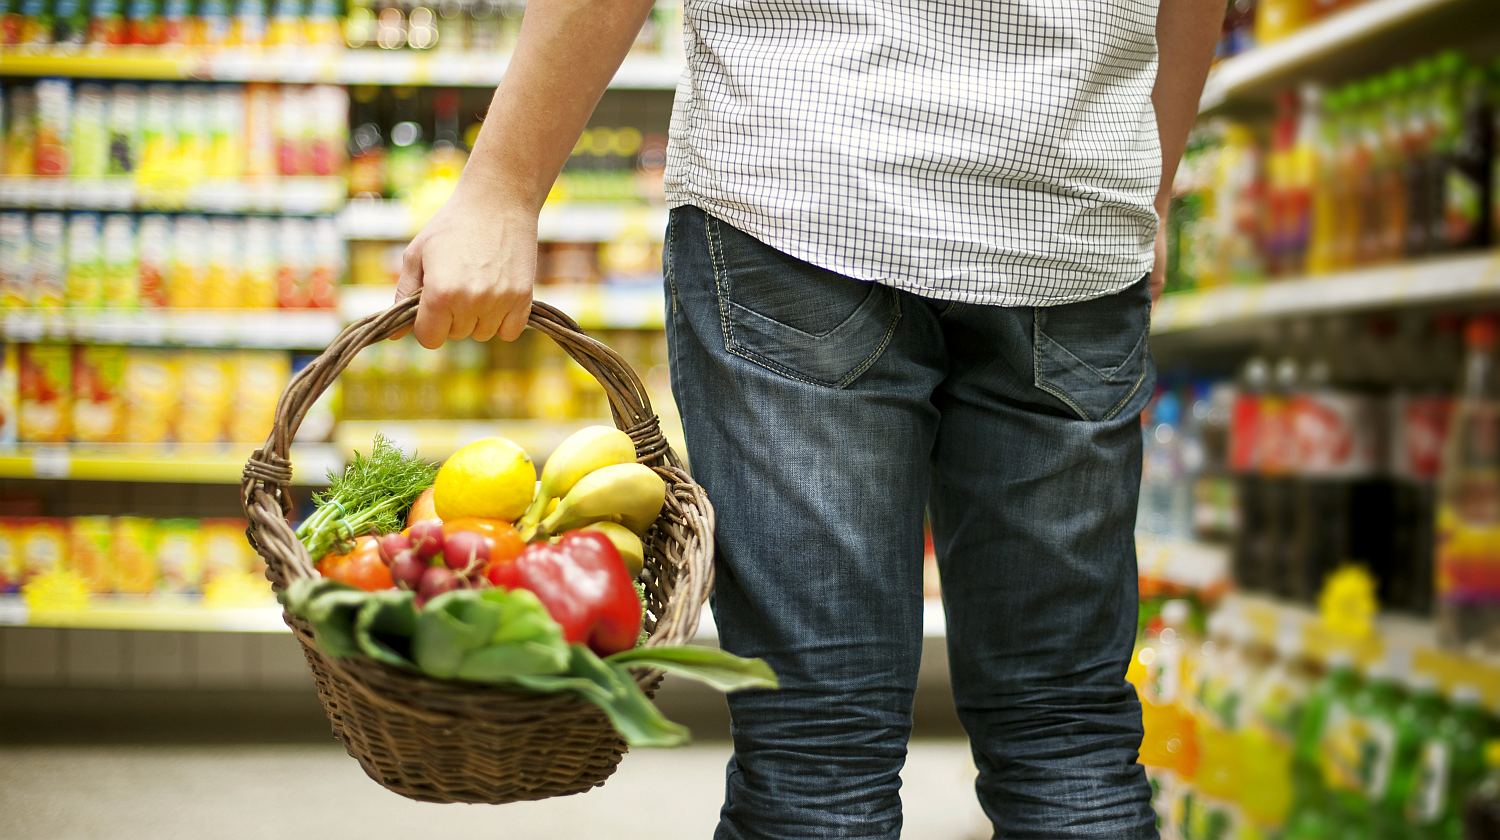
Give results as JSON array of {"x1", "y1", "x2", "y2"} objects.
[{"x1": 1, "y1": 739, "x2": 990, "y2": 840}]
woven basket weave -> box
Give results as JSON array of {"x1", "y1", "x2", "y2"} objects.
[{"x1": 240, "y1": 292, "x2": 715, "y2": 804}]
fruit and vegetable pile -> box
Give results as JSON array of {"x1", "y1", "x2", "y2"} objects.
[{"x1": 281, "y1": 426, "x2": 774, "y2": 747}]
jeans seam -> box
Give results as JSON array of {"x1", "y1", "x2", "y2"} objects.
[
  {"x1": 706, "y1": 212, "x2": 738, "y2": 357},
  {"x1": 1033, "y1": 309, "x2": 1094, "y2": 421},
  {"x1": 1103, "y1": 363, "x2": 1150, "y2": 421},
  {"x1": 663, "y1": 209, "x2": 680, "y2": 317}
]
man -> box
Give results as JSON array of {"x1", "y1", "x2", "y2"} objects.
[{"x1": 396, "y1": 1, "x2": 1222, "y2": 836}]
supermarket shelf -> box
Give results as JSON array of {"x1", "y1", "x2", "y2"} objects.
[
  {"x1": 1199, "y1": 0, "x2": 1476, "y2": 110},
  {"x1": 1151, "y1": 250, "x2": 1500, "y2": 336},
  {"x1": 0, "y1": 48, "x2": 682, "y2": 89},
  {"x1": 339, "y1": 283, "x2": 665, "y2": 330},
  {"x1": 0, "y1": 443, "x2": 342, "y2": 484},
  {"x1": 0, "y1": 308, "x2": 342, "y2": 348},
  {"x1": 339, "y1": 199, "x2": 668, "y2": 243},
  {"x1": 0, "y1": 595, "x2": 285, "y2": 633},
  {"x1": 1222, "y1": 592, "x2": 1500, "y2": 706},
  {"x1": 0, "y1": 176, "x2": 346, "y2": 214},
  {"x1": 335, "y1": 419, "x2": 597, "y2": 464}
]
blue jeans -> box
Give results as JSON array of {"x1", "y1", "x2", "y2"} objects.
[{"x1": 663, "y1": 205, "x2": 1157, "y2": 840}]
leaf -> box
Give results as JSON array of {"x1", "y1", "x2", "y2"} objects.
[
  {"x1": 354, "y1": 590, "x2": 418, "y2": 670},
  {"x1": 483, "y1": 587, "x2": 566, "y2": 648},
  {"x1": 306, "y1": 589, "x2": 369, "y2": 658},
  {"x1": 455, "y1": 642, "x2": 570, "y2": 682},
  {"x1": 534, "y1": 646, "x2": 690, "y2": 748},
  {"x1": 281, "y1": 577, "x2": 356, "y2": 617},
  {"x1": 606, "y1": 645, "x2": 780, "y2": 693},
  {"x1": 413, "y1": 590, "x2": 503, "y2": 679}
]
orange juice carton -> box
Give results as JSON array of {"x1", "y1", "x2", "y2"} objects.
[
  {"x1": 65, "y1": 213, "x2": 106, "y2": 308},
  {"x1": 229, "y1": 351, "x2": 289, "y2": 442},
  {"x1": 168, "y1": 215, "x2": 209, "y2": 308},
  {"x1": 0, "y1": 343, "x2": 18, "y2": 445},
  {"x1": 101, "y1": 213, "x2": 140, "y2": 308},
  {"x1": 66, "y1": 516, "x2": 113, "y2": 592},
  {"x1": 18, "y1": 344, "x2": 71, "y2": 443},
  {"x1": 155, "y1": 518, "x2": 203, "y2": 593},
  {"x1": 111, "y1": 516, "x2": 158, "y2": 594},
  {"x1": 15, "y1": 517, "x2": 68, "y2": 584},
  {"x1": 137, "y1": 214, "x2": 171, "y2": 308},
  {"x1": 201, "y1": 518, "x2": 253, "y2": 583},
  {"x1": 72, "y1": 345, "x2": 126, "y2": 443},
  {"x1": 241, "y1": 217, "x2": 278, "y2": 309},
  {"x1": 176, "y1": 351, "x2": 233, "y2": 443},
  {"x1": 0, "y1": 518, "x2": 20, "y2": 592},
  {"x1": 204, "y1": 218, "x2": 243, "y2": 309},
  {"x1": 122, "y1": 348, "x2": 180, "y2": 444},
  {"x1": 0, "y1": 213, "x2": 30, "y2": 310},
  {"x1": 29, "y1": 212, "x2": 67, "y2": 309},
  {"x1": 275, "y1": 217, "x2": 311, "y2": 308}
]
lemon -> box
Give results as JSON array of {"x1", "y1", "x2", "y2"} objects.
[{"x1": 433, "y1": 437, "x2": 537, "y2": 523}]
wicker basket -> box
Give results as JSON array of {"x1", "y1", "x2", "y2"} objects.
[{"x1": 240, "y1": 292, "x2": 715, "y2": 804}]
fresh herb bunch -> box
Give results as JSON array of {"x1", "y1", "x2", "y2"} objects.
[{"x1": 297, "y1": 435, "x2": 439, "y2": 561}]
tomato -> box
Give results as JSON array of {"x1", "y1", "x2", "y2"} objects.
[
  {"x1": 444, "y1": 517, "x2": 526, "y2": 566},
  {"x1": 406, "y1": 487, "x2": 440, "y2": 528},
  {"x1": 323, "y1": 535, "x2": 393, "y2": 591}
]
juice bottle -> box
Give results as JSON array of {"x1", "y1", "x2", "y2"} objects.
[
  {"x1": 105, "y1": 84, "x2": 140, "y2": 178},
  {"x1": 1377, "y1": 673, "x2": 1446, "y2": 838},
  {"x1": 1463, "y1": 740, "x2": 1500, "y2": 839},
  {"x1": 101, "y1": 213, "x2": 138, "y2": 308},
  {"x1": 1284, "y1": 83, "x2": 1320, "y2": 275},
  {"x1": 89, "y1": 0, "x2": 127, "y2": 44},
  {"x1": 1443, "y1": 60, "x2": 1492, "y2": 250},
  {"x1": 69, "y1": 83, "x2": 108, "y2": 181},
  {"x1": 1307, "y1": 88, "x2": 1341, "y2": 275},
  {"x1": 1184, "y1": 614, "x2": 1250, "y2": 838},
  {"x1": 1265, "y1": 90, "x2": 1297, "y2": 277},
  {"x1": 1243, "y1": 630, "x2": 1310, "y2": 831},
  {"x1": 1133, "y1": 600, "x2": 1199, "y2": 777},
  {"x1": 1428, "y1": 51, "x2": 1465, "y2": 254},
  {"x1": 1436, "y1": 315, "x2": 1500, "y2": 654},
  {"x1": 1287, "y1": 654, "x2": 1360, "y2": 836},
  {"x1": 1379, "y1": 71, "x2": 1411, "y2": 262},
  {"x1": 65, "y1": 213, "x2": 105, "y2": 309},
  {"x1": 1355, "y1": 79, "x2": 1388, "y2": 265},
  {"x1": 1408, "y1": 685, "x2": 1492, "y2": 839},
  {"x1": 1255, "y1": 0, "x2": 1305, "y2": 45},
  {"x1": 1405, "y1": 59, "x2": 1439, "y2": 259},
  {"x1": 1330, "y1": 85, "x2": 1364, "y2": 270}
]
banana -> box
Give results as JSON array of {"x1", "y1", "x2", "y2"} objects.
[
  {"x1": 538, "y1": 462, "x2": 666, "y2": 537},
  {"x1": 518, "y1": 425, "x2": 637, "y2": 535},
  {"x1": 579, "y1": 521, "x2": 646, "y2": 576}
]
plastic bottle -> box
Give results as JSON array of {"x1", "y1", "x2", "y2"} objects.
[
  {"x1": 1405, "y1": 59, "x2": 1439, "y2": 259},
  {"x1": 1462, "y1": 740, "x2": 1500, "y2": 839},
  {"x1": 1443, "y1": 59, "x2": 1492, "y2": 250},
  {"x1": 1184, "y1": 613, "x2": 1247, "y2": 834},
  {"x1": 1436, "y1": 315, "x2": 1500, "y2": 654},
  {"x1": 1307, "y1": 87, "x2": 1342, "y2": 275},
  {"x1": 1134, "y1": 600, "x2": 1199, "y2": 778},
  {"x1": 1286, "y1": 653, "x2": 1359, "y2": 836},
  {"x1": 1321, "y1": 660, "x2": 1402, "y2": 831},
  {"x1": 1231, "y1": 353, "x2": 1272, "y2": 594},
  {"x1": 1267, "y1": 325, "x2": 1305, "y2": 601},
  {"x1": 1378, "y1": 673, "x2": 1447, "y2": 838},
  {"x1": 1409, "y1": 685, "x2": 1493, "y2": 839},
  {"x1": 1428, "y1": 51, "x2": 1466, "y2": 254},
  {"x1": 1243, "y1": 629, "x2": 1312, "y2": 831},
  {"x1": 1141, "y1": 389, "x2": 1191, "y2": 538},
  {"x1": 1379, "y1": 71, "x2": 1412, "y2": 262}
]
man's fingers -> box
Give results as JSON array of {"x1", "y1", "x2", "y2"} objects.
[
  {"x1": 448, "y1": 309, "x2": 480, "y2": 341},
  {"x1": 413, "y1": 299, "x2": 453, "y2": 349},
  {"x1": 471, "y1": 308, "x2": 505, "y2": 343},
  {"x1": 497, "y1": 294, "x2": 532, "y2": 342},
  {"x1": 391, "y1": 244, "x2": 424, "y2": 340}
]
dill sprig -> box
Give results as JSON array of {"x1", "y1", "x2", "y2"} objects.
[{"x1": 296, "y1": 434, "x2": 439, "y2": 560}]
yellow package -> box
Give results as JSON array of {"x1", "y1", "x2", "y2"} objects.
[
  {"x1": 176, "y1": 352, "x2": 234, "y2": 444},
  {"x1": 16, "y1": 518, "x2": 68, "y2": 585},
  {"x1": 66, "y1": 516, "x2": 113, "y2": 593},
  {"x1": 72, "y1": 346, "x2": 127, "y2": 444},
  {"x1": 111, "y1": 517, "x2": 158, "y2": 594},
  {"x1": 122, "y1": 349, "x2": 180, "y2": 444},
  {"x1": 156, "y1": 519, "x2": 203, "y2": 594},
  {"x1": 0, "y1": 518, "x2": 19, "y2": 592},
  {"x1": 0, "y1": 343, "x2": 17, "y2": 444},
  {"x1": 201, "y1": 518, "x2": 252, "y2": 584},
  {"x1": 168, "y1": 216, "x2": 209, "y2": 308},
  {"x1": 229, "y1": 351, "x2": 290, "y2": 443},
  {"x1": 18, "y1": 344, "x2": 71, "y2": 443},
  {"x1": 204, "y1": 219, "x2": 243, "y2": 310}
]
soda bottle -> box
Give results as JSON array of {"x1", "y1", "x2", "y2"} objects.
[
  {"x1": 1436, "y1": 315, "x2": 1500, "y2": 654},
  {"x1": 1268, "y1": 324, "x2": 1306, "y2": 601},
  {"x1": 1409, "y1": 685, "x2": 1493, "y2": 839},
  {"x1": 1379, "y1": 71, "x2": 1412, "y2": 262},
  {"x1": 1286, "y1": 653, "x2": 1359, "y2": 836},
  {"x1": 1378, "y1": 673, "x2": 1447, "y2": 838},
  {"x1": 1231, "y1": 351, "x2": 1272, "y2": 594},
  {"x1": 1462, "y1": 740, "x2": 1500, "y2": 839},
  {"x1": 1428, "y1": 51, "x2": 1467, "y2": 254}
]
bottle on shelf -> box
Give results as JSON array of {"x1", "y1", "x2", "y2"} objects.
[
  {"x1": 1131, "y1": 599, "x2": 1200, "y2": 779},
  {"x1": 1463, "y1": 740, "x2": 1500, "y2": 839},
  {"x1": 1286, "y1": 653, "x2": 1359, "y2": 837},
  {"x1": 1436, "y1": 314, "x2": 1500, "y2": 654},
  {"x1": 1377, "y1": 673, "x2": 1447, "y2": 838},
  {"x1": 1139, "y1": 387, "x2": 1192, "y2": 539},
  {"x1": 1409, "y1": 685, "x2": 1493, "y2": 839}
]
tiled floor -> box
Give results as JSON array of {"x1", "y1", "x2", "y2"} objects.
[{"x1": 0, "y1": 740, "x2": 992, "y2": 840}]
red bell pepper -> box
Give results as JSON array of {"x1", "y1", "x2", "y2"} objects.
[{"x1": 486, "y1": 530, "x2": 642, "y2": 656}]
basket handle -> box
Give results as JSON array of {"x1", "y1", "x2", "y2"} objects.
[{"x1": 241, "y1": 290, "x2": 679, "y2": 589}]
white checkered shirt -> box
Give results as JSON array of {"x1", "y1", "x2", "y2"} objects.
[{"x1": 664, "y1": 0, "x2": 1163, "y2": 306}]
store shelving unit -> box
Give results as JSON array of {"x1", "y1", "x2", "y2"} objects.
[
  {"x1": 0, "y1": 175, "x2": 347, "y2": 214},
  {"x1": 0, "y1": 48, "x2": 682, "y2": 89},
  {"x1": 339, "y1": 198, "x2": 667, "y2": 243},
  {"x1": 1151, "y1": 250, "x2": 1500, "y2": 336},
  {"x1": 339, "y1": 283, "x2": 665, "y2": 329},
  {"x1": 0, "y1": 308, "x2": 342, "y2": 348},
  {"x1": 0, "y1": 443, "x2": 342, "y2": 484},
  {"x1": 1198, "y1": 0, "x2": 1479, "y2": 110}
]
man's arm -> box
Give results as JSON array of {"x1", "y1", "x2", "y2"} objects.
[
  {"x1": 1150, "y1": 0, "x2": 1224, "y2": 300},
  {"x1": 398, "y1": 0, "x2": 656, "y2": 348}
]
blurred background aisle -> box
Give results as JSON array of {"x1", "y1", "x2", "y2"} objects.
[{"x1": 2, "y1": 0, "x2": 1500, "y2": 837}]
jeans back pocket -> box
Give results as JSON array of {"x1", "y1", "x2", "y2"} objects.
[
  {"x1": 1032, "y1": 278, "x2": 1153, "y2": 421},
  {"x1": 707, "y1": 212, "x2": 901, "y2": 389}
]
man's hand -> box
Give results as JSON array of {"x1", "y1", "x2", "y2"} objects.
[
  {"x1": 396, "y1": 185, "x2": 538, "y2": 347},
  {"x1": 1150, "y1": 216, "x2": 1167, "y2": 305}
]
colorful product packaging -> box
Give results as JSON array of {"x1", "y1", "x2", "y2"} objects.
[
  {"x1": 125, "y1": 0, "x2": 165, "y2": 45},
  {"x1": 0, "y1": 213, "x2": 29, "y2": 310},
  {"x1": 65, "y1": 212, "x2": 105, "y2": 308},
  {"x1": 194, "y1": 0, "x2": 232, "y2": 45},
  {"x1": 68, "y1": 83, "x2": 109, "y2": 179},
  {"x1": 168, "y1": 215, "x2": 208, "y2": 308},
  {"x1": 176, "y1": 351, "x2": 233, "y2": 443},
  {"x1": 89, "y1": 0, "x2": 128, "y2": 46},
  {"x1": 174, "y1": 86, "x2": 208, "y2": 185},
  {"x1": 201, "y1": 518, "x2": 253, "y2": 583},
  {"x1": 66, "y1": 515, "x2": 113, "y2": 592},
  {"x1": 2, "y1": 86, "x2": 36, "y2": 177},
  {"x1": 0, "y1": 518, "x2": 19, "y2": 592},
  {"x1": 122, "y1": 348, "x2": 179, "y2": 443},
  {"x1": 240, "y1": 217, "x2": 278, "y2": 308},
  {"x1": 229, "y1": 351, "x2": 289, "y2": 442},
  {"x1": 29, "y1": 211, "x2": 67, "y2": 309},
  {"x1": 161, "y1": 0, "x2": 189, "y2": 42},
  {"x1": 242, "y1": 83, "x2": 277, "y2": 178},
  {"x1": 205, "y1": 86, "x2": 245, "y2": 182},
  {"x1": 101, "y1": 213, "x2": 139, "y2": 308},
  {"x1": 136, "y1": 214, "x2": 170, "y2": 308},
  {"x1": 105, "y1": 84, "x2": 140, "y2": 176},
  {"x1": 275, "y1": 217, "x2": 310, "y2": 308},
  {"x1": 18, "y1": 343, "x2": 71, "y2": 443},
  {"x1": 307, "y1": 216, "x2": 340, "y2": 309},
  {"x1": 32, "y1": 79, "x2": 71, "y2": 178},
  {"x1": 111, "y1": 516, "x2": 157, "y2": 594},
  {"x1": 0, "y1": 343, "x2": 18, "y2": 445},
  {"x1": 204, "y1": 218, "x2": 243, "y2": 309},
  {"x1": 155, "y1": 518, "x2": 203, "y2": 593},
  {"x1": 137, "y1": 84, "x2": 176, "y2": 184},
  {"x1": 231, "y1": 0, "x2": 266, "y2": 46},
  {"x1": 13, "y1": 518, "x2": 68, "y2": 584},
  {"x1": 72, "y1": 345, "x2": 126, "y2": 443}
]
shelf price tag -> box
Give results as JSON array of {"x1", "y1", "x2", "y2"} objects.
[{"x1": 30, "y1": 446, "x2": 71, "y2": 479}]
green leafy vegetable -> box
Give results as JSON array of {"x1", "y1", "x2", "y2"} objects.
[
  {"x1": 354, "y1": 590, "x2": 418, "y2": 670},
  {"x1": 307, "y1": 589, "x2": 369, "y2": 658},
  {"x1": 412, "y1": 588, "x2": 569, "y2": 681},
  {"x1": 606, "y1": 646, "x2": 780, "y2": 693},
  {"x1": 512, "y1": 646, "x2": 690, "y2": 748},
  {"x1": 296, "y1": 434, "x2": 438, "y2": 560}
]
